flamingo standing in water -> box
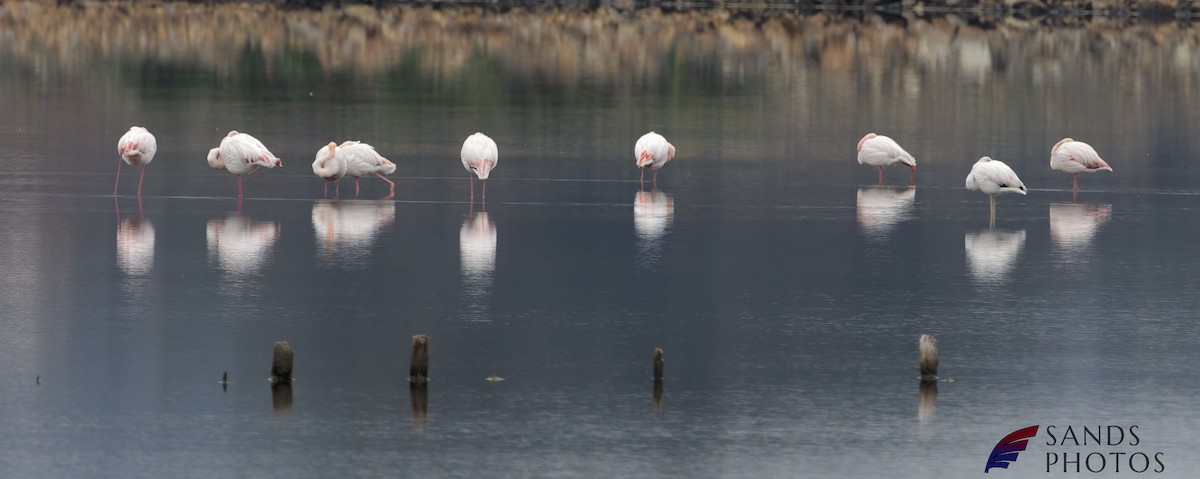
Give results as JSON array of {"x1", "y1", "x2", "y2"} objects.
[
  {"x1": 339, "y1": 141, "x2": 396, "y2": 198},
  {"x1": 312, "y1": 142, "x2": 348, "y2": 198},
  {"x1": 635, "y1": 132, "x2": 675, "y2": 186},
  {"x1": 857, "y1": 133, "x2": 916, "y2": 185},
  {"x1": 207, "y1": 130, "x2": 282, "y2": 199},
  {"x1": 114, "y1": 126, "x2": 158, "y2": 196},
  {"x1": 1050, "y1": 138, "x2": 1113, "y2": 196},
  {"x1": 461, "y1": 133, "x2": 498, "y2": 201},
  {"x1": 966, "y1": 156, "x2": 1027, "y2": 220}
]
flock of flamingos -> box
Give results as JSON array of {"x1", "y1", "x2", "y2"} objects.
[{"x1": 112, "y1": 126, "x2": 1114, "y2": 211}]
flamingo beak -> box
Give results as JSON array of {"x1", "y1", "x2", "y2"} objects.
[{"x1": 275, "y1": 159, "x2": 283, "y2": 168}]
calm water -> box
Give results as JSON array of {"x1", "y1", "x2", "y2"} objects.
[{"x1": 3, "y1": 4, "x2": 1200, "y2": 478}]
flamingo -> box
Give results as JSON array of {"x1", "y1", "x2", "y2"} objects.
[
  {"x1": 339, "y1": 141, "x2": 396, "y2": 198},
  {"x1": 114, "y1": 126, "x2": 158, "y2": 196},
  {"x1": 207, "y1": 130, "x2": 282, "y2": 199},
  {"x1": 461, "y1": 133, "x2": 498, "y2": 201},
  {"x1": 635, "y1": 132, "x2": 675, "y2": 186},
  {"x1": 857, "y1": 133, "x2": 916, "y2": 185},
  {"x1": 966, "y1": 156, "x2": 1027, "y2": 220},
  {"x1": 312, "y1": 142, "x2": 348, "y2": 198},
  {"x1": 1050, "y1": 138, "x2": 1112, "y2": 196}
]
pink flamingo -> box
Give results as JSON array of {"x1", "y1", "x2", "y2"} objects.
[{"x1": 114, "y1": 126, "x2": 158, "y2": 196}]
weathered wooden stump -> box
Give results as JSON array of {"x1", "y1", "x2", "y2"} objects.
[
  {"x1": 409, "y1": 334, "x2": 430, "y2": 384},
  {"x1": 652, "y1": 347, "x2": 665, "y2": 381},
  {"x1": 272, "y1": 341, "x2": 294, "y2": 383},
  {"x1": 919, "y1": 334, "x2": 938, "y2": 382}
]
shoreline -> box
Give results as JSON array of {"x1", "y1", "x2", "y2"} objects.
[{"x1": 43, "y1": 0, "x2": 1200, "y2": 21}]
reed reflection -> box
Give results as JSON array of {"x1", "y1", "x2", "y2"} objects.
[
  {"x1": 634, "y1": 189, "x2": 674, "y2": 263},
  {"x1": 311, "y1": 200, "x2": 396, "y2": 266},
  {"x1": 206, "y1": 214, "x2": 281, "y2": 277},
  {"x1": 964, "y1": 230, "x2": 1026, "y2": 285},
  {"x1": 1050, "y1": 203, "x2": 1112, "y2": 255},
  {"x1": 855, "y1": 186, "x2": 915, "y2": 239}
]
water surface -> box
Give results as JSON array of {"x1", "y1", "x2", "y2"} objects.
[{"x1": 1, "y1": 4, "x2": 1200, "y2": 478}]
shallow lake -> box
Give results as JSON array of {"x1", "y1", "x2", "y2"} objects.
[{"x1": 1, "y1": 4, "x2": 1199, "y2": 477}]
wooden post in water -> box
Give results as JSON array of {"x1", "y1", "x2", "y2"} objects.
[
  {"x1": 410, "y1": 335, "x2": 430, "y2": 384},
  {"x1": 272, "y1": 341, "x2": 294, "y2": 383},
  {"x1": 919, "y1": 334, "x2": 938, "y2": 382},
  {"x1": 652, "y1": 347, "x2": 665, "y2": 381}
]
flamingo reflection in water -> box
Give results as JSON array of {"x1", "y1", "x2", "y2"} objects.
[
  {"x1": 634, "y1": 189, "x2": 675, "y2": 244},
  {"x1": 856, "y1": 186, "x2": 915, "y2": 239},
  {"x1": 206, "y1": 215, "x2": 280, "y2": 277},
  {"x1": 311, "y1": 200, "x2": 396, "y2": 265},
  {"x1": 1050, "y1": 203, "x2": 1112, "y2": 254},
  {"x1": 964, "y1": 229, "x2": 1026, "y2": 285},
  {"x1": 115, "y1": 197, "x2": 154, "y2": 276},
  {"x1": 460, "y1": 211, "x2": 497, "y2": 282}
]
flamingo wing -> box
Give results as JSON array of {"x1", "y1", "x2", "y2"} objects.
[{"x1": 1061, "y1": 142, "x2": 1112, "y2": 171}]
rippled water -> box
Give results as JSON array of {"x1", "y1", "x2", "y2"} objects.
[{"x1": 2, "y1": 4, "x2": 1200, "y2": 477}]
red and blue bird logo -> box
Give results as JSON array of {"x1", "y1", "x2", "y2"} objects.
[{"x1": 985, "y1": 425, "x2": 1040, "y2": 473}]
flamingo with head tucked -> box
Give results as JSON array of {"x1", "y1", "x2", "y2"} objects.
[
  {"x1": 1050, "y1": 138, "x2": 1112, "y2": 196},
  {"x1": 339, "y1": 141, "x2": 396, "y2": 198},
  {"x1": 461, "y1": 133, "x2": 498, "y2": 201},
  {"x1": 312, "y1": 142, "x2": 348, "y2": 198},
  {"x1": 114, "y1": 126, "x2": 158, "y2": 196},
  {"x1": 966, "y1": 156, "x2": 1027, "y2": 219},
  {"x1": 207, "y1": 130, "x2": 282, "y2": 199},
  {"x1": 857, "y1": 133, "x2": 916, "y2": 185},
  {"x1": 635, "y1": 132, "x2": 675, "y2": 186}
]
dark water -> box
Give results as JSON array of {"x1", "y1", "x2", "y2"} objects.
[{"x1": 2, "y1": 4, "x2": 1200, "y2": 477}]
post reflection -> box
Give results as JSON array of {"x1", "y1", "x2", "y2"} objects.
[
  {"x1": 634, "y1": 190, "x2": 674, "y2": 263},
  {"x1": 206, "y1": 215, "x2": 281, "y2": 277},
  {"x1": 964, "y1": 230, "x2": 1026, "y2": 285},
  {"x1": 1050, "y1": 203, "x2": 1112, "y2": 254},
  {"x1": 271, "y1": 383, "x2": 293, "y2": 415},
  {"x1": 856, "y1": 186, "x2": 915, "y2": 239},
  {"x1": 918, "y1": 381, "x2": 937, "y2": 424},
  {"x1": 311, "y1": 200, "x2": 396, "y2": 266}
]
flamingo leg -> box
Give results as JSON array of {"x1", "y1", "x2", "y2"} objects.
[
  {"x1": 470, "y1": 175, "x2": 475, "y2": 201},
  {"x1": 653, "y1": 170, "x2": 658, "y2": 187},
  {"x1": 877, "y1": 167, "x2": 884, "y2": 185},
  {"x1": 113, "y1": 159, "x2": 123, "y2": 195},
  {"x1": 237, "y1": 176, "x2": 243, "y2": 199},
  {"x1": 1073, "y1": 174, "x2": 1079, "y2": 194},
  {"x1": 909, "y1": 166, "x2": 916, "y2": 186},
  {"x1": 355, "y1": 178, "x2": 361, "y2": 198},
  {"x1": 324, "y1": 182, "x2": 329, "y2": 199},
  {"x1": 335, "y1": 181, "x2": 341, "y2": 198},
  {"x1": 137, "y1": 195, "x2": 144, "y2": 219},
  {"x1": 375, "y1": 172, "x2": 395, "y2": 195},
  {"x1": 989, "y1": 194, "x2": 996, "y2": 217},
  {"x1": 137, "y1": 165, "x2": 146, "y2": 197},
  {"x1": 482, "y1": 179, "x2": 487, "y2": 202},
  {"x1": 639, "y1": 168, "x2": 645, "y2": 185}
]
